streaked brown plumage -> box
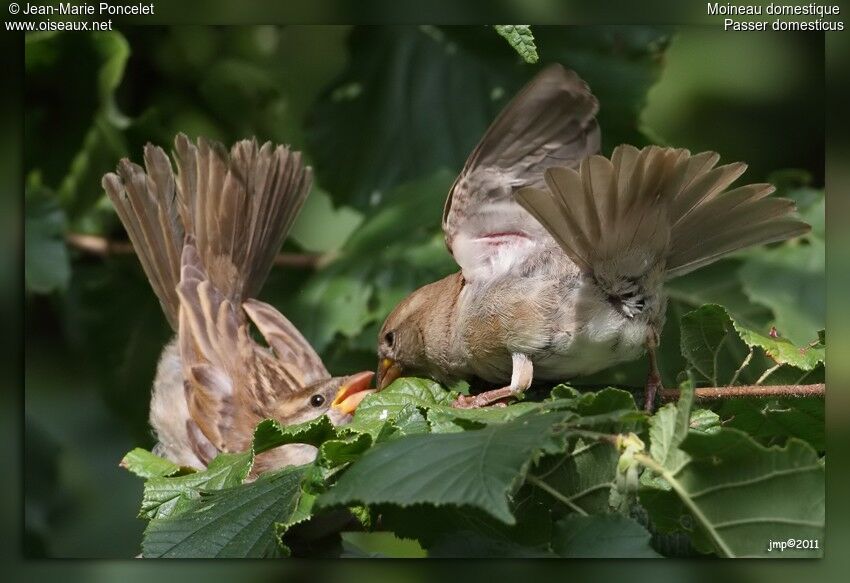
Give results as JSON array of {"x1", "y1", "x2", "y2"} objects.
[
  {"x1": 377, "y1": 64, "x2": 810, "y2": 410},
  {"x1": 103, "y1": 134, "x2": 374, "y2": 474}
]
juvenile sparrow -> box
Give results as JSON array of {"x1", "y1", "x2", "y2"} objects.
[
  {"x1": 376, "y1": 64, "x2": 809, "y2": 411},
  {"x1": 103, "y1": 134, "x2": 374, "y2": 474}
]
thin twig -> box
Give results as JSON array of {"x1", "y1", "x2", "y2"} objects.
[
  {"x1": 659, "y1": 383, "x2": 824, "y2": 402},
  {"x1": 66, "y1": 232, "x2": 324, "y2": 269},
  {"x1": 525, "y1": 474, "x2": 588, "y2": 516}
]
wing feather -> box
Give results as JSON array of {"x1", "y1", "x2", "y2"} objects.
[{"x1": 442, "y1": 64, "x2": 600, "y2": 281}]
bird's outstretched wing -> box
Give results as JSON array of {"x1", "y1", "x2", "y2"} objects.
[
  {"x1": 177, "y1": 243, "x2": 331, "y2": 455},
  {"x1": 442, "y1": 64, "x2": 600, "y2": 282}
]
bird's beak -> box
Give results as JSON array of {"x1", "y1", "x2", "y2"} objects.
[
  {"x1": 377, "y1": 358, "x2": 402, "y2": 390},
  {"x1": 331, "y1": 371, "x2": 376, "y2": 415}
]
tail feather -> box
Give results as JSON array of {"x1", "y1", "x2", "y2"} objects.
[
  {"x1": 103, "y1": 149, "x2": 183, "y2": 329},
  {"x1": 175, "y1": 134, "x2": 312, "y2": 305},
  {"x1": 516, "y1": 145, "x2": 810, "y2": 282},
  {"x1": 104, "y1": 134, "x2": 313, "y2": 328}
]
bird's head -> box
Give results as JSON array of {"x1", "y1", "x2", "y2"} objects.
[
  {"x1": 376, "y1": 284, "x2": 438, "y2": 390},
  {"x1": 272, "y1": 370, "x2": 376, "y2": 426}
]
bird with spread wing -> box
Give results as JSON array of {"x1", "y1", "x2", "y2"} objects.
[
  {"x1": 104, "y1": 135, "x2": 374, "y2": 475},
  {"x1": 376, "y1": 64, "x2": 809, "y2": 411}
]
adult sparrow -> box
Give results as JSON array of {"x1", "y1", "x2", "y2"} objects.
[
  {"x1": 103, "y1": 134, "x2": 374, "y2": 474},
  {"x1": 376, "y1": 64, "x2": 809, "y2": 411}
]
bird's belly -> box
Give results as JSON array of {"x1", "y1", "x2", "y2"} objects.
[{"x1": 534, "y1": 306, "x2": 650, "y2": 379}]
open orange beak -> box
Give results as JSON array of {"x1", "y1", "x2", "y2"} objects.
[
  {"x1": 377, "y1": 358, "x2": 402, "y2": 390},
  {"x1": 331, "y1": 371, "x2": 376, "y2": 415}
]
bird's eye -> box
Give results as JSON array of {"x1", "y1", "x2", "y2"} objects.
[
  {"x1": 384, "y1": 331, "x2": 395, "y2": 346},
  {"x1": 309, "y1": 394, "x2": 325, "y2": 408}
]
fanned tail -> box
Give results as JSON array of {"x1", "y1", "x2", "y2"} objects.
[
  {"x1": 103, "y1": 146, "x2": 184, "y2": 329},
  {"x1": 103, "y1": 134, "x2": 313, "y2": 328},
  {"x1": 515, "y1": 145, "x2": 810, "y2": 281},
  {"x1": 174, "y1": 134, "x2": 313, "y2": 304}
]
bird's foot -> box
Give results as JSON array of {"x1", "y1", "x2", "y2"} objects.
[
  {"x1": 643, "y1": 373, "x2": 662, "y2": 413},
  {"x1": 452, "y1": 387, "x2": 516, "y2": 409}
]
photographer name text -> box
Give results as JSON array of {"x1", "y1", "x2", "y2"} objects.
[{"x1": 19, "y1": 2, "x2": 154, "y2": 16}]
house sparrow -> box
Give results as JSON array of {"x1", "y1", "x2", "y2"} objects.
[
  {"x1": 376, "y1": 64, "x2": 809, "y2": 411},
  {"x1": 103, "y1": 134, "x2": 374, "y2": 474}
]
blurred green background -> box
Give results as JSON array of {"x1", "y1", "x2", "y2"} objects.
[{"x1": 23, "y1": 26, "x2": 824, "y2": 558}]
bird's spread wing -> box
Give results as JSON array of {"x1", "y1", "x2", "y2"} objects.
[
  {"x1": 442, "y1": 64, "x2": 600, "y2": 282},
  {"x1": 177, "y1": 242, "x2": 252, "y2": 452},
  {"x1": 242, "y1": 298, "x2": 330, "y2": 387}
]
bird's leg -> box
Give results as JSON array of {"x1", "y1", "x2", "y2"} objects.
[
  {"x1": 453, "y1": 353, "x2": 533, "y2": 409},
  {"x1": 643, "y1": 327, "x2": 662, "y2": 413}
]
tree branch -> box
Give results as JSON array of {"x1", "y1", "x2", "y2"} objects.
[
  {"x1": 659, "y1": 383, "x2": 824, "y2": 402},
  {"x1": 65, "y1": 232, "x2": 324, "y2": 269}
]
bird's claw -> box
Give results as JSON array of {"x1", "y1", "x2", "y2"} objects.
[
  {"x1": 452, "y1": 391, "x2": 514, "y2": 409},
  {"x1": 452, "y1": 394, "x2": 486, "y2": 409}
]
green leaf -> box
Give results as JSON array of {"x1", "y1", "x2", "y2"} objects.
[
  {"x1": 739, "y1": 186, "x2": 824, "y2": 347},
  {"x1": 289, "y1": 186, "x2": 362, "y2": 253},
  {"x1": 666, "y1": 258, "x2": 773, "y2": 331},
  {"x1": 346, "y1": 377, "x2": 453, "y2": 438},
  {"x1": 378, "y1": 494, "x2": 555, "y2": 557},
  {"x1": 641, "y1": 384, "x2": 693, "y2": 489},
  {"x1": 120, "y1": 448, "x2": 185, "y2": 479},
  {"x1": 252, "y1": 415, "x2": 340, "y2": 454},
  {"x1": 142, "y1": 465, "x2": 310, "y2": 558},
  {"x1": 531, "y1": 438, "x2": 619, "y2": 515},
  {"x1": 25, "y1": 181, "x2": 70, "y2": 293},
  {"x1": 317, "y1": 412, "x2": 572, "y2": 524},
  {"x1": 639, "y1": 429, "x2": 824, "y2": 557},
  {"x1": 308, "y1": 26, "x2": 671, "y2": 210},
  {"x1": 732, "y1": 319, "x2": 823, "y2": 370},
  {"x1": 494, "y1": 25, "x2": 539, "y2": 63},
  {"x1": 720, "y1": 397, "x2": 824, "y2": 451},
  {"x1": 688, "y1": 409, "x2": 721, "y2": 434},
  {"x1": 552, "y1": 515, "x2": 660, "y2": 558},
  {"x1": 347, "y1": 377, "x2": 549, "y2": 438},
  {"x1": 680, "y1": 304, "x2": 750, "y2": 386},
  {"x1": 140, "y1": 452, "x2": 252, "y2": 520},
  {"x1": 739, "y1": 240, "x2": 825, "y2": 349},
  {"x1": 340, "y1": 532, "x2": 427, "y2": 558}
]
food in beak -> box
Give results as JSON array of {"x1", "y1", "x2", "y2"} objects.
[
  {"x1": 377, "y1": 358, "x2": 402, "y2": 390},
  {"x1": 331, "y1": 371, "x2": 376, "y2": 415}
]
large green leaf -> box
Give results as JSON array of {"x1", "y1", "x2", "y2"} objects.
[
  {"x1": 317, "y1": 412, "x2": 573, "y2": 524},
  {"x1": 739, "y1": 184, "x2": 824, "y2": 346},
  {"x1": 552, "y1": 514, "x2": 659, "y2": 558},
  {"x1": 720, "y1": 396, "x2": 824, "y2": 451},
  {"x1": 679, "y1": 304, "x2": 754, "y2": 386},
  {"x1": 308, "y1": 25, "x2": 671, "y2": 210},
  {"x1": 140, "y1": 452, "x2": 252, "y2": 520},
  {"x1": 639, "y1": 429, "x2": 824, "y2": 557},
  {"x1": 347, "y1": 377, "x2": 549, "y2": 438},
  {"x1": 739, "y1": 240, "x2": 825, "y2": 347},
  {"x1": 142, "y1": 465, "x2": 310, "y2": 558},
  {"x1": 378, "y1": 493, "x2": 555, "y2": 557},
  {"x1": 666, "y1": 259, "x2": 772, "y2": 331},
  {"x1": 530, "y1": 438, "x2": 619, "y2": 515}
]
